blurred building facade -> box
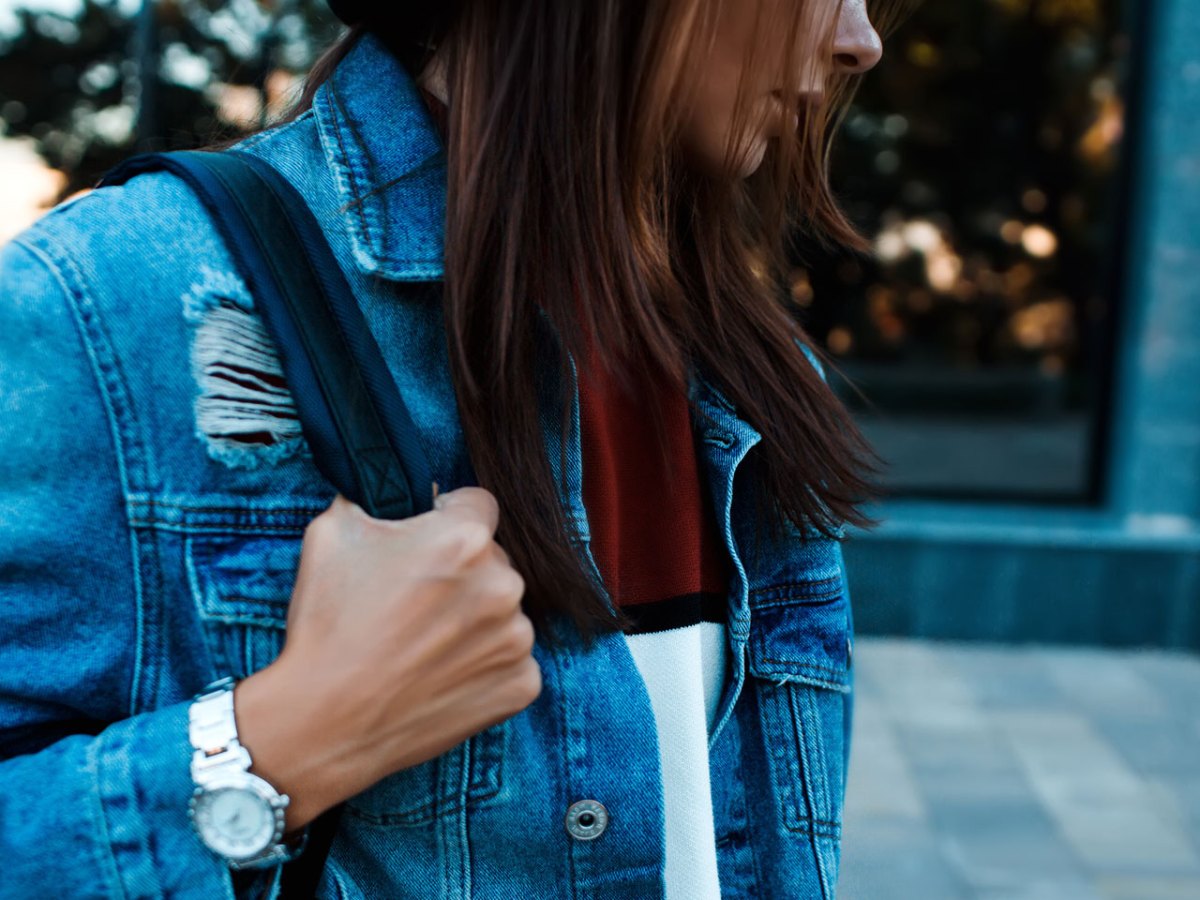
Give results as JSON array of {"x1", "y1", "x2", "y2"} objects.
[{"x1": 831, "y1": 0, "x2": 1200, "y2": 651}]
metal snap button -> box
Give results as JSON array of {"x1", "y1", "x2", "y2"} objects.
[{"x1": 564, "y1": 799, "x2": 609, "y2": 840}]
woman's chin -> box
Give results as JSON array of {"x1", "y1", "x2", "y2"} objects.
[{"x1": 680, "y1": 134, "x2": 769, "y2": 181}]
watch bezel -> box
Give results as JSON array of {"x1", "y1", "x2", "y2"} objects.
[{"x1": 188, "y1": 770, "x2": 289, "y2": 863}]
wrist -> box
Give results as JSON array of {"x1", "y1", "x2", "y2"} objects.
[
  {"x1": 187, "y1": 678, "x2": 294, "y2": 867},
  {"x1": 233, "y1": 657, "x2": 359, "y2": 831}
]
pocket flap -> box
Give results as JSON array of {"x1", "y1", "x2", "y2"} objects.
[
  {"x1": 185, "y1": 533, "x2": 301, "y2": 628},
  {"x1": 746, "y1": 574, "x2": 851, "y2": 692}
]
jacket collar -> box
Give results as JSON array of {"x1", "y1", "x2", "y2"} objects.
[
  {"x1": 307, "y1": 32, "x2": 764, "y2": 449},
  {"x1": 312, "y1": 32, "x2": 447, "y2": 281}
]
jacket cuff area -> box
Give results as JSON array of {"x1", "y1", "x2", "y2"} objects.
[
  {"x1": 1, "y1": 701, "x2": 282, "y2": 898},
  {"x1": 89, "y1": 700, "x2": 286, "y2": 900}
]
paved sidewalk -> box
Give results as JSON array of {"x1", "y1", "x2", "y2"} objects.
[{"x1": 839, "y1": 638, "x2": 1200, "y2": 900}]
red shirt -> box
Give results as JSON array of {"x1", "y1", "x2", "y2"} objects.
[{"x1": 576, "y1": 323, "x2": 731, "y2": 634}]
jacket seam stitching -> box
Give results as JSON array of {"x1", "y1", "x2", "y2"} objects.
[
  {"x1": 789, "y1": 686, "x2": 833, "y2": 898},
  {"x1": 132, "y1": 506, "x2": 323, "y2": 515},
  {"x1": 752, "y1": 659, "x2": 849, "y2": 679},
  {"x1": 130, "y1": 521, "x2": 309, "y2": 536},
  {"x1": 325, "y1": 77, "x2": 377, "y2": 257},
  {"x1": 130, "y1": 498, "x2": 328, "y2": 514},
  {"x1": 85, "y1": 735, "x2": 130, "y2": 899},
  {"x1": 549, "y1": 646, "x2": 580, "y2": 900},
  {"x1": 232, "y1": 108, "x2": 315, "y2": 154},
  {"x1": 11, "y1": 235, "x2": 151, "y2": 715}
]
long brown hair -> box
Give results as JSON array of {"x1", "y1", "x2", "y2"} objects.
[{"x1": 279, "y1": 1, "x2": 914, "y2": 651}]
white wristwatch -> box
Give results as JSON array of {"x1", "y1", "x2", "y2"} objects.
[{"x1": 187, "y1": 677, "x2": 297, "y2": 869}]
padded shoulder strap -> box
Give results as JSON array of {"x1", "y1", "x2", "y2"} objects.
[{"x1": 98, "y1": 149, "x2": 434, "y2": 520}]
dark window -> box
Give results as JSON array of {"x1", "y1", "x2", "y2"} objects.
[{"x1": 800, "y1": 0, "x2": 1146, "y2": 502}]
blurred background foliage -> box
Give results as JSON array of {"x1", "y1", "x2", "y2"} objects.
[
  {"x1": 0, "y1": 0, "x2": 1141, "y2": 499},
  {"x1": 0, "y1": 0, "x2": 338, "y2": 198},
  {"x1": 797, "y1": 0, "x2": 1139, "y2": 499}
]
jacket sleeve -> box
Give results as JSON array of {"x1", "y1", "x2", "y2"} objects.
[{"x1": 0, "y1": 235, "x2": 282, "y2": 900}]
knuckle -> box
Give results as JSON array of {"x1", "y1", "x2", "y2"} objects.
[
  {"x1": 475, "y1": 568, "x2": 524, "y2": 619},
  {"x1": 469, "y1": 588, "x2": 505, "y2": 622},
  {"x1": 467, "y1": 487, "x2": 501, "y2": 520},
  {"x1": 506, "y1": 614, "x2": 535, "y2": 657},
  {"x1": 489, "y1": 565, "x2": 526, "y2": 602},
  {"x1": 502, "y1": 660, "x2": 541, "y2": 710},
  {"x1": 439, "y1": 521, "x2": 491, "y2": 563},
  {"x1": 462, "y1": 521, "x2": 493, "y2": 553},
  {"x1": 515, "y1": 660, "x2": 543, "y2": 702}
]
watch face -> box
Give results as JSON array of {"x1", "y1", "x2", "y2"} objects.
[{"x1": 192, "y1": 785, "x2": 277, "y2": 859}]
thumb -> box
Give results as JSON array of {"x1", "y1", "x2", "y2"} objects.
[{"x1": 429, "y1": 486, "x2": 500, "y2": 533}]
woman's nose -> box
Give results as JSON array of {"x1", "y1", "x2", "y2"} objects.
[{"x1": 832, "y1": 2, "x2": 884, "y2": 75}]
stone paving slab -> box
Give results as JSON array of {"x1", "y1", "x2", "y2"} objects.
[{"x1": 840, "y1": 638, "x2": 1200, "y2": 899}]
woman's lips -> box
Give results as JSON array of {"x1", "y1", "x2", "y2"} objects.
[{"x1": 769, "y1": 90, "x2": 825, "y2": 134}]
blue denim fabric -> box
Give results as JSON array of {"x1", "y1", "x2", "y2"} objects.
[{"x1": 0, "y1": 33, "x2": 855, "y2": 899}]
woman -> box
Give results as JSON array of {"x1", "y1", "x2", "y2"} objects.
[{"x1": 0, "y1": 0, "x2": 905, "y2": 897}]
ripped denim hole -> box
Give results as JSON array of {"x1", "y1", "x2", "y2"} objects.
[{"x1": 184, "y1": 278, "x2": 306, "y2": 469}]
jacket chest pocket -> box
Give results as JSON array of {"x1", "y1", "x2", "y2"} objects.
[
  {"x1": 185, "y1": 532, "x2": 297, "y2": 680},
  {"x1": 744, "y1": 546, "x2": 853, "y2": 848},
  {"x1": 184, "y1": 530, "x2": 507, "y2": 828}
]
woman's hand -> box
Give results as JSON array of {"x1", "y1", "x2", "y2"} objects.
[{"x1": 233, "y1": 487, "x2": 540, "y2": 831}]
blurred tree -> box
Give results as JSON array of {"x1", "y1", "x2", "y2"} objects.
[
  {"x1": 800, "y1": 0, "x2": 1138, "y2": 391},
  {"x1": 0, "y1": 0, "x2": 341, "y2": 199}
]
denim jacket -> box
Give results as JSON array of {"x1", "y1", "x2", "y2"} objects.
[{"x1": 0, "y1": 32, "x2": 855, "y2": 900}]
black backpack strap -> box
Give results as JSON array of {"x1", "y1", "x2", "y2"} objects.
[
  {"x1": 98, "y1": 149, "x2": 436, "y2": 521},
  {"x1": 97, "y1": 148, "x2": 439, "y2": 895}
]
